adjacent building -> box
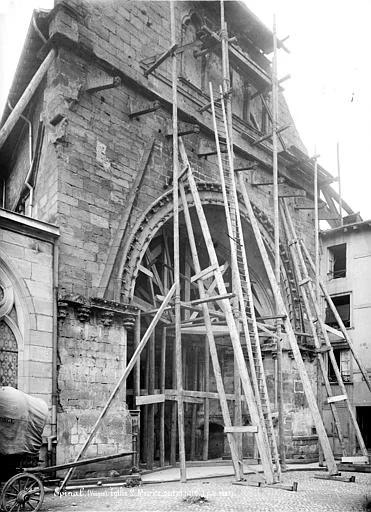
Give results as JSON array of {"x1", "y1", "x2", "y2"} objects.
[{"x1": 321, "y1": 217, "x2": 371, "y2": 455}]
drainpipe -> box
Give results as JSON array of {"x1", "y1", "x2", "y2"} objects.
[
  {"x1": 50, "y1": 240, "x2": 59, "y2": 466},
  {"x1": 8, "y1": 100, "x2": 34, "y2": 216}
]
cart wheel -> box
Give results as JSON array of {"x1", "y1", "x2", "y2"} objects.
[{"x1": 1, "y1": 472, "x2": 45, "y2": 512}]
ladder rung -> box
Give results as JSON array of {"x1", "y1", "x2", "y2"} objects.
[
  {"x1": 327, "y1": 395, "x2": 347, "y2": 404},
  {"x1": 299, "y1": 277, "x2": 311, "y2": 286},
  {"x1": 224, "y1": 426, "x2": 259, "y2": 434}
]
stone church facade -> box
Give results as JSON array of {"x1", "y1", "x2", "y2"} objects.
[{"x1": 0, "y1": 1, "x2": 346, "y2": 471}]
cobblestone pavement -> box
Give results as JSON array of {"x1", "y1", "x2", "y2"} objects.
[{"x1": 44, "y1": 471, "x2": 371, "y2": 512}]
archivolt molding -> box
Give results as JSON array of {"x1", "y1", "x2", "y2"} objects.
[
  {"x1": 117, "y1": 182, "x2": 301, "y2": 328},
  {"x1": 0, "y1": 269, "x2": 14, "y2": 319}
]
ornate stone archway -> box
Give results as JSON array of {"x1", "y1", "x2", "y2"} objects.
[{"x1": 118, "y1": 182, "x2": 301, "y2": 329}]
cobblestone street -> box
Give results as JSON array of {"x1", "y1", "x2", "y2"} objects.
[{"x1": 44, "y1": 471, "x2": 370, "y2": 512}]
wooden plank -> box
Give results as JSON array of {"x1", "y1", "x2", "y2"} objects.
[
  {"x1": 184, "y1": 293, "x2": 235, "y2": 306},
  {"x1": 181, "y1": 325, "x2": 229, "y2": 335},
  {"x1": 24, "y1": 451, "x2": 135, "y2": 473},
  {"x1": 224, "y1": 426, "x2": 258, "y2": 433},
  {"x1": 191, "y1": 263, "x2": 219, "y2": 283},
  {"x1": 327, "y1": 395, "x2": 347, "y2": 404},
  {"x1": 139, "y1": 264, "x2": 154, "y2": 279},
  {"x1": 325, "y1": 325, "x2": 344, "y2": 338},
  {"x1": 166, "y1": 394, "x2": 203, "y2": 404},
  {"x1": 341, "y1": 456, "x2": 369, "y2": 464},
  {"x1": 136, "y1": 393, "x2": 165, "y2": 406},
  {"x1": 57, "y1": 284, "x2": 176, "y2": 493}
]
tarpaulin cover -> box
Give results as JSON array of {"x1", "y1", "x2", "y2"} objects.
[{"x1": 0, "y1": 386, "x2": 48, "y2": 455}]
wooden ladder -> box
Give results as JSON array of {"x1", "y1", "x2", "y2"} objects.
[
  {"x1": 280, "y1": 199, "x2": 369, "y2": 460},
  {"x1": 235, "y1": 171, "x2": 339, "y2": 476},
  {"x1": 178, "y1": 136, "x2": 277, "y2": 484},
  {"x1": 211, "y1": 84, "x2": 281, "y2": 481}
]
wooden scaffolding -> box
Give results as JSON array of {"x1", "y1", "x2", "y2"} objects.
[{"x1": 56, "y1": 0, "x2": 370, "y2": 493}]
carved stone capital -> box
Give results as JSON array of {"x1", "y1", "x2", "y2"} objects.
[
  {"x1": 101, "y1": 311, "x2": 114, "y2": 327},
  {"x1": 77, "y1": 305, "x2": 91, "y2": 322},
  {"x1": 57, "y1": 301, "x2": 69, "y2": 320}
]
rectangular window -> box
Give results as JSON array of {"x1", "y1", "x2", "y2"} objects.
[
  {"x1": 328, "y1": 243, "x2": 346, "y2": 279},
  {"x1": 325, "y1": 294, "x2": 351, "y2": 328},
  {"x1": 328, "y1": 348, "x2": 351, "y2": 382}
]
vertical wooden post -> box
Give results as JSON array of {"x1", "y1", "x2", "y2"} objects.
[
  {"x1": 122, "y1": 327, "x2": 128, "y2": 403},
  {"x1": 160, "y1": 328, "x2": 166, "y2": 467},
  {"x1": 144, "y1": 343, "x2": 150, "y2": 466},
  {"x1": 170, "y1": 0, "x2": 186, "y2": 482},
  {"x1": 220, "y1": 4, "x2": 243, "y2": 461},
  {"x1": 190, "y1": 347, "x2": 198, "y2": 460},
  {"x1": 203, "y1": 336, "x2": 210, "y2": 461},
  {"x1": 234, "y1": 356, "x2": 242, "y2": 458},
  {"x1": 170, "y1": 339, "x2": 177, "y2": 466},
  {"x1": 272, "y1": 15, "x2": 286, "y2": 471},
  {"x1": 134, "y1": 312, "x2": 141, "y2": 465},
  {"x1": 314, "y1": 151, "x2": 324, "y2": 465},
  {"x1": 134, "y1": 313, "x2": 141, "y2": 399},
  {"x1": 147, "y1": 331, "x2": 155, "y2": 469}
]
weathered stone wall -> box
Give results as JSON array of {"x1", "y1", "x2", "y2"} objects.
[
  {"x1": 56, "y1": 305, "x2": 133, "y2": 471},
  {"x1": 0, "y1": 213, "x2": 56, "y2": 436}
]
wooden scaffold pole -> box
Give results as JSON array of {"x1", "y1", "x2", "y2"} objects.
[
  {"x1": 313, "y1": 149, "x2": 325, "y2": 465},
  {"x1": 170, "y1": 0, "x2": 186, "y2": 482},
  {"x1": 220, "y1": 0, "x2": 243, "y2": 457},
  {"x1": 272, "y1": 14, "x2": 286, "y2": 470}
]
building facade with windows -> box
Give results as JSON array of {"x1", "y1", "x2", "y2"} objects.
[{"x1": 321, "y1": 219, "x2": 371, "y2": 454}]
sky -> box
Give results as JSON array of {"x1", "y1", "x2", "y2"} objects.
[{"x1": 0, "y1": 0, "x2": 370, "y2": 219}]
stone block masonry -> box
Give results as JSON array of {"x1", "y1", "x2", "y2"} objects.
[{"x1": 0, "y1": 210, "x2": 58, "y2": 439}]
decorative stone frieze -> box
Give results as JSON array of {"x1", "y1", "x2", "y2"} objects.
[{"x1": 57, "y1": 293, "x2": 138, "y2": 329}]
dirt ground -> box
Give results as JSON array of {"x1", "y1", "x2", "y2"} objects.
[{"x1": 42, "y1": 470, "x2": 371, "y2": 512}]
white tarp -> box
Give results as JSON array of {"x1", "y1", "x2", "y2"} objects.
[{"x1": 0, "y1": 386, "x2": 48, "y2": 455}]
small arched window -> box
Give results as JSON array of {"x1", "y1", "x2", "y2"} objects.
[
  {"x1": 0, "y1": 319, "x2": 18, "y2": 387},
  {"x1": 0, "y1": 279, "x2": 18, "y2": 388}
]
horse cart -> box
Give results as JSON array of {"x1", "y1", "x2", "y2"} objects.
[{"x1": 0, "y1": 387, "x2": 135, "y2": 511}]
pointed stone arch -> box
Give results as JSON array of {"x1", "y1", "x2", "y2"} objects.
[{"x1": 0, "y1": 248, "x2": 36, "y2": 391}]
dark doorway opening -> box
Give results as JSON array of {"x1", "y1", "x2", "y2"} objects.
[
  {"x1": 356, "y1": 406, "x2": 371, "y2": 449},
  {"x1": 208, "y1": 423, "x2": 224, "y2": 459}
]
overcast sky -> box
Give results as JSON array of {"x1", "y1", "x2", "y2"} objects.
[{"x1": 1, "y1": 0, "x2": 370, "y2": 220}]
